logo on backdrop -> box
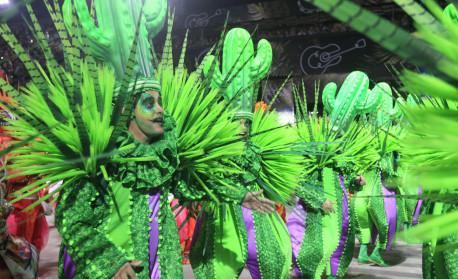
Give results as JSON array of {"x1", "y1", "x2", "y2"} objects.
[
  {"x1": 185, "y1": 9, "x2": 223, "y2": 29},
  {"x1": 297, "y1": 0, "x2": 321, "y2": 14},
  {"x1": 300, "y1": 38, "x2": 367, "y2": 75}
]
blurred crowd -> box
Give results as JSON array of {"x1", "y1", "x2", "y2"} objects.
[{"x1": 0, "y1": 20, "x2": 62, "y2": 86}]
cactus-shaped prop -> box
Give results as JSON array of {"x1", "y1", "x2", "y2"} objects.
[
  {"x1": 375, "y1": 82, "x2": 403, "y2": 129},
  {"x1": 444, "y1": 3, "x2": 458, "y2": 24},
  {"x1": 203, "y1": 27, "x2": 272, "y2": 119},
  {"x1": 63, "y1": 0, "x2": 167, "y2": 79},
  {"x1": 322, "y1": 71, "x2": 381, "y2": 132}
]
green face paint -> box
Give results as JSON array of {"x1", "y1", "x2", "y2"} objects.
[
  {"x1": 137, "y1": 91, "x2": 162, "y2": 120},
  {"x1": 133, "y1": 90, "x2": 164, "y2": 140}
]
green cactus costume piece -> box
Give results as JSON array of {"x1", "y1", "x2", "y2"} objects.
[
  {"x1": 190, "y1": 107, "x2": 303, "y2": 279},
  {"x1": 203, "y1": 27, "x2": 272, "y2": 119},
  {"x1": 63, "y1": 0, "x2": 166, "y2": 80},
  {"x1": 322, "y1": 71, "x2": 381, "y2": 132},
  {"x1": 353, "y1": 83, "x2": 404, "y2": 267},
  {"x1": 319, "y1": 74, "x2": 382, "y2": 276}
]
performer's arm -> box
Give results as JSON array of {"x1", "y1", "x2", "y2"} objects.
[
  {"x1": 173, "y1": 179, "x2": 275, "y2": 214},
  {"x1": 297, "y1": 180, "x2": 327, "y2": 211},
  {"x1": 55, "y1": 181, "x2": 129, "y2": 278}
]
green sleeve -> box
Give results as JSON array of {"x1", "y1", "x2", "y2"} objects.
[
  {"x1": 336, "y1": 161, "x2": 361, "y2": 192},
  {"x1": 55, "y1": 180, "x2": 128, "y2": 278},
  {"x1": 297, "y1": 171, "x2": 326, "y2": 210},
  {"x1": 172, "y1": 177, "x2": 248, "y2": 204}
]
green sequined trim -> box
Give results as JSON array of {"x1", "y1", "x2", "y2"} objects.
[
  {"x1": 129, "y1": 192, "x2": 152, "y2": 278},
  {"x1": 251, "y1": 210, "x2": 286, "y2": 279},
  {"x1": 156, "y1": 192, "x2": 183, "y2": 278},
  {"x1": 55, "y1": 179, "x2": 128, "y2": 278},
  {"x1": 189, "y1": 211, "x2": 216, "y2": 278},
  {"x1": 336, "y1": 193, "x2": 355, "y2": 277},
  {"x1": 366, "y1": 168, "x2": 389, "y2": 250},
  {"x1": 296, "y1": 208, "x2": 324, "y2": 279},
  {"x1": 233, "y1": 141, "x2": 263, "y2": 184}
]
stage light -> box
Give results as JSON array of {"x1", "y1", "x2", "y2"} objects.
[{"x1": 0, "y1": 0, "x2": 9, "y2": 5}]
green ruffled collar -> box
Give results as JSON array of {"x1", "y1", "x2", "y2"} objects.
[{"x1": 109, "y1": 111, "x2": 179, "y2": 191}]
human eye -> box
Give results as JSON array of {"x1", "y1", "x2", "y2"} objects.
[{"x1": 141, "y1": 95, "x2": 155, "y2": 109}]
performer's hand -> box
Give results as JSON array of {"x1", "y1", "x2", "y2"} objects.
[
  {"x1": 112, "y1": 260, "x2": 142, "y2": 279},
  {"x1": 355, "y1": 175, "x2": 367, "y2": 186},
  {"x1": 321, "y1": 199, "x2": 336, "y2": 214},
  {"x1": 242, "y1": 190, "x2": 276, "y2": 215}
]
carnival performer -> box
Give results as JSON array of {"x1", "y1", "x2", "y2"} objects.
[
  {"x1": 0, "y1": 1, "x2": 274, "y2": 278},
  {"x1": 1, "y1": 148, "x2": 39, "y2": 278},
  {"x1": 6, "y1": 173, "x2": 50, "y2": 253},
  {"x1": 353, "y1": 82, "x2": 404, "y2": 267},
  {"x1": 189, "y1": 27, "x2": 306, "y2": 279},
  {"x1": 287, "y1": 72, "x2": 380, "y2": 279}
]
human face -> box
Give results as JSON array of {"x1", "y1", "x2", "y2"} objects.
[
  {"x1": 133, "y1": 90, "x2": 165, "y2": 140},
  {"x1": 238, "y1": 118, "x2": 247, "y2": 137}
]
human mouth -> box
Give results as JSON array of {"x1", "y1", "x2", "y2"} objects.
[{"x1": 152, "y1": 117, "x2": 163, "y2": 124}]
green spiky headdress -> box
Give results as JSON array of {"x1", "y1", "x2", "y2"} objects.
[{"x1": 203, "y1": 27, "x2": 272, "y2": 120}]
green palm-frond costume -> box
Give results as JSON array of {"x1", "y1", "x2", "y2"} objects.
[
  {"x1": 190, "y1": 27, "x2": 305, "y2": 279},
  {"x1": 286, "y1": 78, "x2": 380, "y2": 279}
]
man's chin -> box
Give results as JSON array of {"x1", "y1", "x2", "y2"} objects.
[{"x1": 148, "y1": 129, "x2": 165, "y2": 139}]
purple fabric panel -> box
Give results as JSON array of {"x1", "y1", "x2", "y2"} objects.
[
  {"x1": 286, "y1": 199, "x2": 307, "y2": 278},
  {"x1": 380, "y1": 171, "x2": 397, "y2": 251},
  {"x1": 148, "y1": 187, "x2": 162, "y2": 279},
  {"x1": 329, "y1": 175, "x2": 350, "y2": 276},
  {"x1": 63, "y1": 247, "x2": 75, "y2": 279},
  {"x1": 412, "y1": 187, "x2": 423, "y2": 226},
  {"x1": 370, "y1": 223, "x2": 378, "y2": 245},
  {"x1": 190, "y1": 210, "x2": 206, "y2": 249},
  {"x1": 242, "y1": 206, "x2": 262, "y2": 279}
]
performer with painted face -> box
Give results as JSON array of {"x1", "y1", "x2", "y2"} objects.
[
  {"x1": 190, "y1": 27, "x2": 306, "y2": 279},
  {"x1": 0, "y1": 1, "x2": 275, "y2": 278}
]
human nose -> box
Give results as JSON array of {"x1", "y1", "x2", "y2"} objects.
[{"x1": 156, "y1": 103, "x2": 164, "y2": 114}]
